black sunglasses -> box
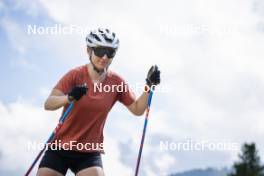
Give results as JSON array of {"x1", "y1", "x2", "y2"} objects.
[{"x1": 92, "y1": 47, "x2": 116, "y2": 58}]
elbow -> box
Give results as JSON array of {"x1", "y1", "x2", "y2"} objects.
[
  {"x1": 44, "y1": 102, "x2": 51, "y2": 110},
  {"x1": 128, "y1": 101, "x2": 145, "y2": 116},
  {"x1": 133, "y1": 110, "x2": 145, "y2": 116},
  {"x1": 44, "y1": 100, "x2": 55, "y2": 111}
]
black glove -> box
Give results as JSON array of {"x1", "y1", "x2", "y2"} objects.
[
  {"x1": 68, "y1": 85, "x2": 88, "y2": 101},
  {"x1": 146, "y1": 65, "x2": 161, "y2": 87}
]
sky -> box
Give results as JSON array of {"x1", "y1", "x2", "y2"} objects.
[{"x1": 0, "y1": 0, "x2": 264, "y2": 175}]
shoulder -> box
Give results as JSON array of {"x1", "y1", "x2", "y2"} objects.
[
  {"x1": 71, "y1": 65, "x2": 86, "y2": 73},
  {"x1": 59, "y1": 65, "x2": 86, "y2": 84},
  {"x1": 66, "y1": 65, "x2": 86, "y2": 76}
]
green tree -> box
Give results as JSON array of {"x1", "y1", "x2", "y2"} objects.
[{"x1": 229, "y1": 143, "x2": 264, "y2": 176}]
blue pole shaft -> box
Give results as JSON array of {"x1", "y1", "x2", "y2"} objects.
[
  {"x1": 135, "y1": 90, "x2": 154, "y2": 176},
  {"x1": 24, "y1": 102, "x2": 74, "y2": 176}
]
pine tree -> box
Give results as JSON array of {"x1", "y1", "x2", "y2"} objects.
[{"x1": 229, "y1": 143, "x2": 264, "y2": 176}]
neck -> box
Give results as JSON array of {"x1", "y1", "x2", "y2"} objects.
[{"x1": 87, "y1": 63, "x2": 107, "y2": 83}]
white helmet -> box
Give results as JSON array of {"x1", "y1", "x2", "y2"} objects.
[{"x1": 86, "y1": 28, "x2": 119, "y2": 49}]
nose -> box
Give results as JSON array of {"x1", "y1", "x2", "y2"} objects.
[{"x1": 102, "y1": 54, "x2": 108, "y2": 60}]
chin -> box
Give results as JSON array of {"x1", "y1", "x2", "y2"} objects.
[{"x1": 96, "y1": 65, "x2": 107, "y2": 70}]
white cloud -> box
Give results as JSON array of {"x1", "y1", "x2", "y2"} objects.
[
  {"x1": 0, "y1": 100, "x2": 135, "y2": 175},
  {"x1": 103, "y1": 136, "x2": 133, "y2": 175},
  {"x1": 0, "y1": 99, "x2": 59, "y2": 174},
  {"x1": 39, "y1": 87, "x2": 51, "y2": 99},
  {"x1": 1, "y1": 0, "x2": 264, "y2": 175},
  {"x1": 12, "y1": 0, "x2": 43, "y2": 18},
  {"x1": 153, "y1": 154, "x2": 175, "y2": 174}
]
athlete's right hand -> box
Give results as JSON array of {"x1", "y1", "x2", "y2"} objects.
[{"x1": 68, "y1": 85, "x2": 88, "y2": 102}]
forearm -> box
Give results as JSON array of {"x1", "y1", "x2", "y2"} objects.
[
  {"x1": 44, "y1": 95, "x2": 69, "y2": 111},
  {"x1": 133, "y1": 91, "x2": 149, "y2": 116}
]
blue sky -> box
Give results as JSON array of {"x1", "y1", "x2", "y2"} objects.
[
  {"x1": 0, "y1": 0, "x2": 57, "y2": 104},
  {"x1": 0, "y1": 0, "x2": 264, "y2": 175}
]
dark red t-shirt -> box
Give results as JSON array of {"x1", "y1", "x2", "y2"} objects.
[{"x1": 53, "y1": 65, "x2": 136, "y2": 153}]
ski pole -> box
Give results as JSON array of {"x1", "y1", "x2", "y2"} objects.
[
  {"x1": 25, "y1": 102, "x2": 74, "y2": 176},
  {"x1": 135, "y1": 90, "x2": 154, "y2": 176}
]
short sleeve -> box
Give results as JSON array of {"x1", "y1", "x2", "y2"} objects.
[
  {"x1": 117, "y1": 80, "x2": 136, "y2": 106},
  {"x1": 54, "y1": 69, "x2": 77, "y2": 94}
]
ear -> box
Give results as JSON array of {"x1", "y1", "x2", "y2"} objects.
[{"x1": 87, "y1": 47, "x2": 92, "y2": 55}]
